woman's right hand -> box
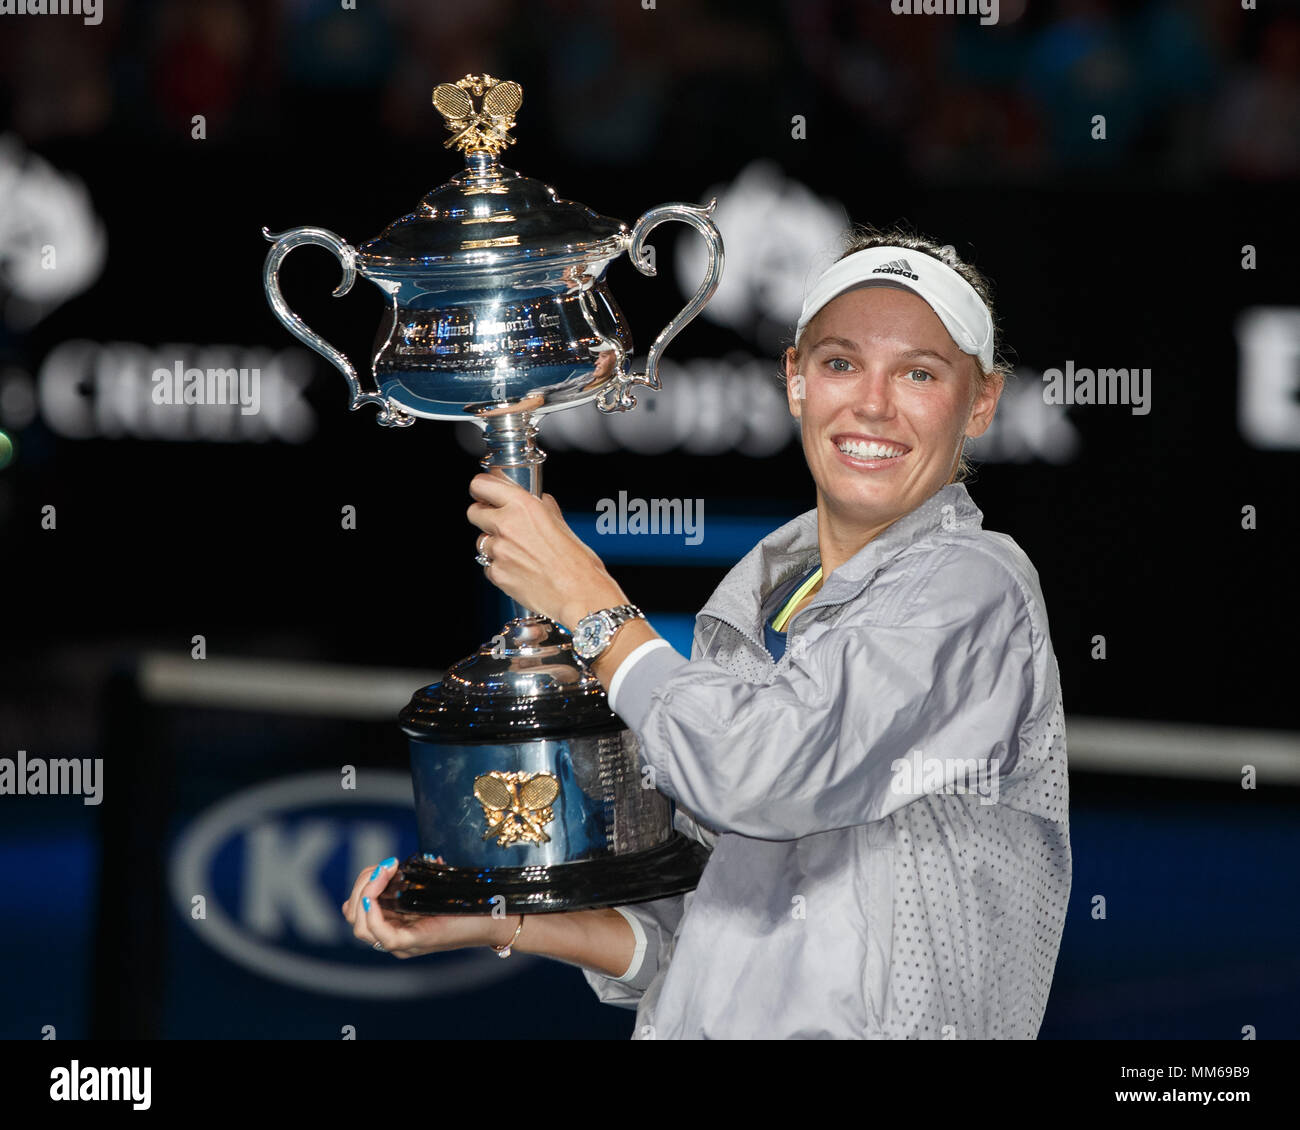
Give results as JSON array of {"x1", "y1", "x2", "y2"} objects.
[{"x1": 341, "y1": 857, "x2": 510, "y2": 959}]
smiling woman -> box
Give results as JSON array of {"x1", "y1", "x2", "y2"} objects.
[
  {"x1": 349, "y1": 221, "x2": 1071, "y2": 1042},
  {"x1": 784, "y1": 223, "x2": 1012, "y2": 490},
  {"x1": 774, "y1": 224, "x2": 1013, "y2": 594}
]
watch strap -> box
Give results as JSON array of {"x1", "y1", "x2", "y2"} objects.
[
  {"x1": 603, "y1": 603, "x2": 644, "y2": 631},
  {"x1": 574, "y1": 603, "x2": 644, "y2": 660}
]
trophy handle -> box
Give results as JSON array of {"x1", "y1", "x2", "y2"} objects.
[
  {"x1": 596, "y1": 199, "x2": 724, "y2": 413},
  {"x1": 262, "y1": 226, "x2": 413, "y2": 427}
]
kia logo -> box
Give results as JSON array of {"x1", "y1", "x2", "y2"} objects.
[{"x1": 168, "y1": 771, "x2": 526, "y2": 997}]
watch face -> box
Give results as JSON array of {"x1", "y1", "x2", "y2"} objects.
[{"x1": 574, "y1": 616, "x2": 610, "y2": 659}]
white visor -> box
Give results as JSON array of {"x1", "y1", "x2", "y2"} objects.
[{"x1": 794, "y1": 246, "x2": 994, "y2": 372}]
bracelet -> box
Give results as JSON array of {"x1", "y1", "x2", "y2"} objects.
[{"x1": 490, "y1": 914, "x2": 525, "y2": 958}]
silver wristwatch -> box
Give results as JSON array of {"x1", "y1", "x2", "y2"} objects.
[{"x1": 572, "y1": 603, "x2": 645, "y2": 661}]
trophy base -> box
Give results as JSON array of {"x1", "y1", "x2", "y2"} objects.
[{"x1": 379, "y1": 832, "x2": 710, "y2": 916}]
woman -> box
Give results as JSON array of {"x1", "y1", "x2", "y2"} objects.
[{"x1": 342, "y1": 224, "x2": 1072, "y2": 1040}]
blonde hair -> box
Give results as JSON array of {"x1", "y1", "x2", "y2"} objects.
[{"x1": 785, "y1": 222, "x2": 1012, "y2": 484}]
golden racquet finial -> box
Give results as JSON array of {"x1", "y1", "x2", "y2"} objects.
[
  {"x1": 473, "y1": 769, "x2": 559, "y2": 847},
  {"x1": 432, "y1": 74, "x2": 523, "y2": 157}
]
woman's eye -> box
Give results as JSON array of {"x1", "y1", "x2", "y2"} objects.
[
  {"x1": 907, "y1": 368, "x2": 934, "y2": 383},
  {"x1": 826, "y1": 357, "x2": 853, "y2": 372}
]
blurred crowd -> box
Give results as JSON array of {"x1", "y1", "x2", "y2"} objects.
[{"x1": 0, "y1": 0, "x2": 1296, "y2": 181}]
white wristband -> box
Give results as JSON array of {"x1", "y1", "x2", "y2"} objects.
[
  {"x1": 611, "y1": 906, "x2": 649, "y2": 983},
  {"x1": 607, "y1": 637, "x2": 673, "y2": 716}
]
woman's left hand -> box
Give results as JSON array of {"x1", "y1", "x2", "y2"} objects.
[{"x1": 467, "y1": 472, "x2": 626, "y2": 629}]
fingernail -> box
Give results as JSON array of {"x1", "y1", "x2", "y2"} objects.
[
  {"x1": 362, "y1": 896, "x2": 371, "y2": 912},
  {"x1": 369, "y1": 866, "x2": 381, "y2": 881},
  {"x1": 381, "y1": 856, "x2": 398, "y2": 869}
]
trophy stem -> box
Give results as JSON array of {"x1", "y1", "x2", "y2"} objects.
[{"x1": 480, "y1": 411, "x2": 547, "y2": 623}]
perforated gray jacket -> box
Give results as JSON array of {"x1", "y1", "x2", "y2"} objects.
[{"x1": 581, "y1": 482, "x2": 1071, "y2": 1038}]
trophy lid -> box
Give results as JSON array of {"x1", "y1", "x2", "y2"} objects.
[
  {"x1": 357, "y1": 74, "x2": 627, "y2": 270},
  {"x1": 400, "y1": 618, "x2": 625, "y2": 742}
]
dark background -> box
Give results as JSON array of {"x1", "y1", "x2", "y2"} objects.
[{"x1": 0, "y1": 0, "x2": 1296, "y2": 1040}]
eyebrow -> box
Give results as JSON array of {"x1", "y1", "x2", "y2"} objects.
[
  {"x1": 807, "y1": 335, "x2": 860, "y2": 353},
  {"x1": 898, "y1": 347, "x2": 956, "y2": 366},
  {"x1": 807, "y1": 338, "x2": 956, "y2": 366}
]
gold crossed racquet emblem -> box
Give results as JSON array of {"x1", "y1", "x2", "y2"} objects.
[
  {"x1": 432, "y1": 74, "x2": 523, "y2": 157},
  {"x1": 473, "y1": 770, "x2": 560, "y2": 847}
]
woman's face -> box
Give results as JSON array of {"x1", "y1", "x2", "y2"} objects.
[{"x1": 784, "y1": 285, "x2": 1001, "y2": 534}]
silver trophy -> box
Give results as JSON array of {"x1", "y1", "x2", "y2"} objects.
[{"x1": 262, "y1": 74, "x2": 723, "y2": 913}]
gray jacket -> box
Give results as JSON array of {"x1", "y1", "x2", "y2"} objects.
[{"x1": 581, "y1": 482, "x2": 1071, "y2": 1038}]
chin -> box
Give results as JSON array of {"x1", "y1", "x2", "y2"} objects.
[
  {"x1": 823, "y1": 484, "x2": 901, "y2": 518},
  {"x1": 824, "y1": 471, "x2": 929, "y2": 512}
]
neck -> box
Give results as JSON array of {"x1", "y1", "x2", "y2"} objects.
[{"x1": 814, "y1": 494, "x2": 903, "y2": 578}]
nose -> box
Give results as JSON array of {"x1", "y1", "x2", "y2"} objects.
[{"x1": 849, "y1": 367, "x2": 896, "y2": 419}]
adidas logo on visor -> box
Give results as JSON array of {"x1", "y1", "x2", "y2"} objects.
[{"x1": 871, "y1": 258, "x2": 919, "y2": 281}]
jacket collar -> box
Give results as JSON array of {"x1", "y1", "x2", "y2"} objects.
[{"x1": 697, "y1": 482, "x2": 984, "y2": 642}]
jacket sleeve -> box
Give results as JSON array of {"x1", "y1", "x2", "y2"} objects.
[
  {"x1": 614, "y1": 545, "x2": 1039, "y2": 840},
  {"x1": 579, "y1": 804, "x2": 717, "y2": 1008}
]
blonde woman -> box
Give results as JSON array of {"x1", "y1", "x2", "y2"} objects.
[{"x1": 343, "y1": 224, "x2": 1071, "y2": 1040}]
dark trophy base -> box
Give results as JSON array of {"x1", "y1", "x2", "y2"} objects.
[
  {"x1": 392, "y1": 614, "x2": 710, "y2": 915},
  {"x1": 379, "y1": 832, "x2": 710, "y2": 915}
]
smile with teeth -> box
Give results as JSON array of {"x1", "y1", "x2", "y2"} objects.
[{"x1": 835, "y1": 438, "x2": 908, "y2": 460}]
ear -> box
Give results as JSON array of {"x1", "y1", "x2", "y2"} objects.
[
  {"x1": 964, "y1": 365, "x2": 1004, "y2": 440},
  {"x1": 784, "y1": 347, "x2": 803, "y2": 418}
]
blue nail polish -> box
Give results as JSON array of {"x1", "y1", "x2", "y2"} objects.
[
  {"x1": 362, "y1": 896, "x2": 371, "y2": 912},
  {"x1": 369, "y1": 866, "x2": 381, "y2": 880},
  {"x1": 381, "y1": 856, "x2": 398, "y2": 869}
]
